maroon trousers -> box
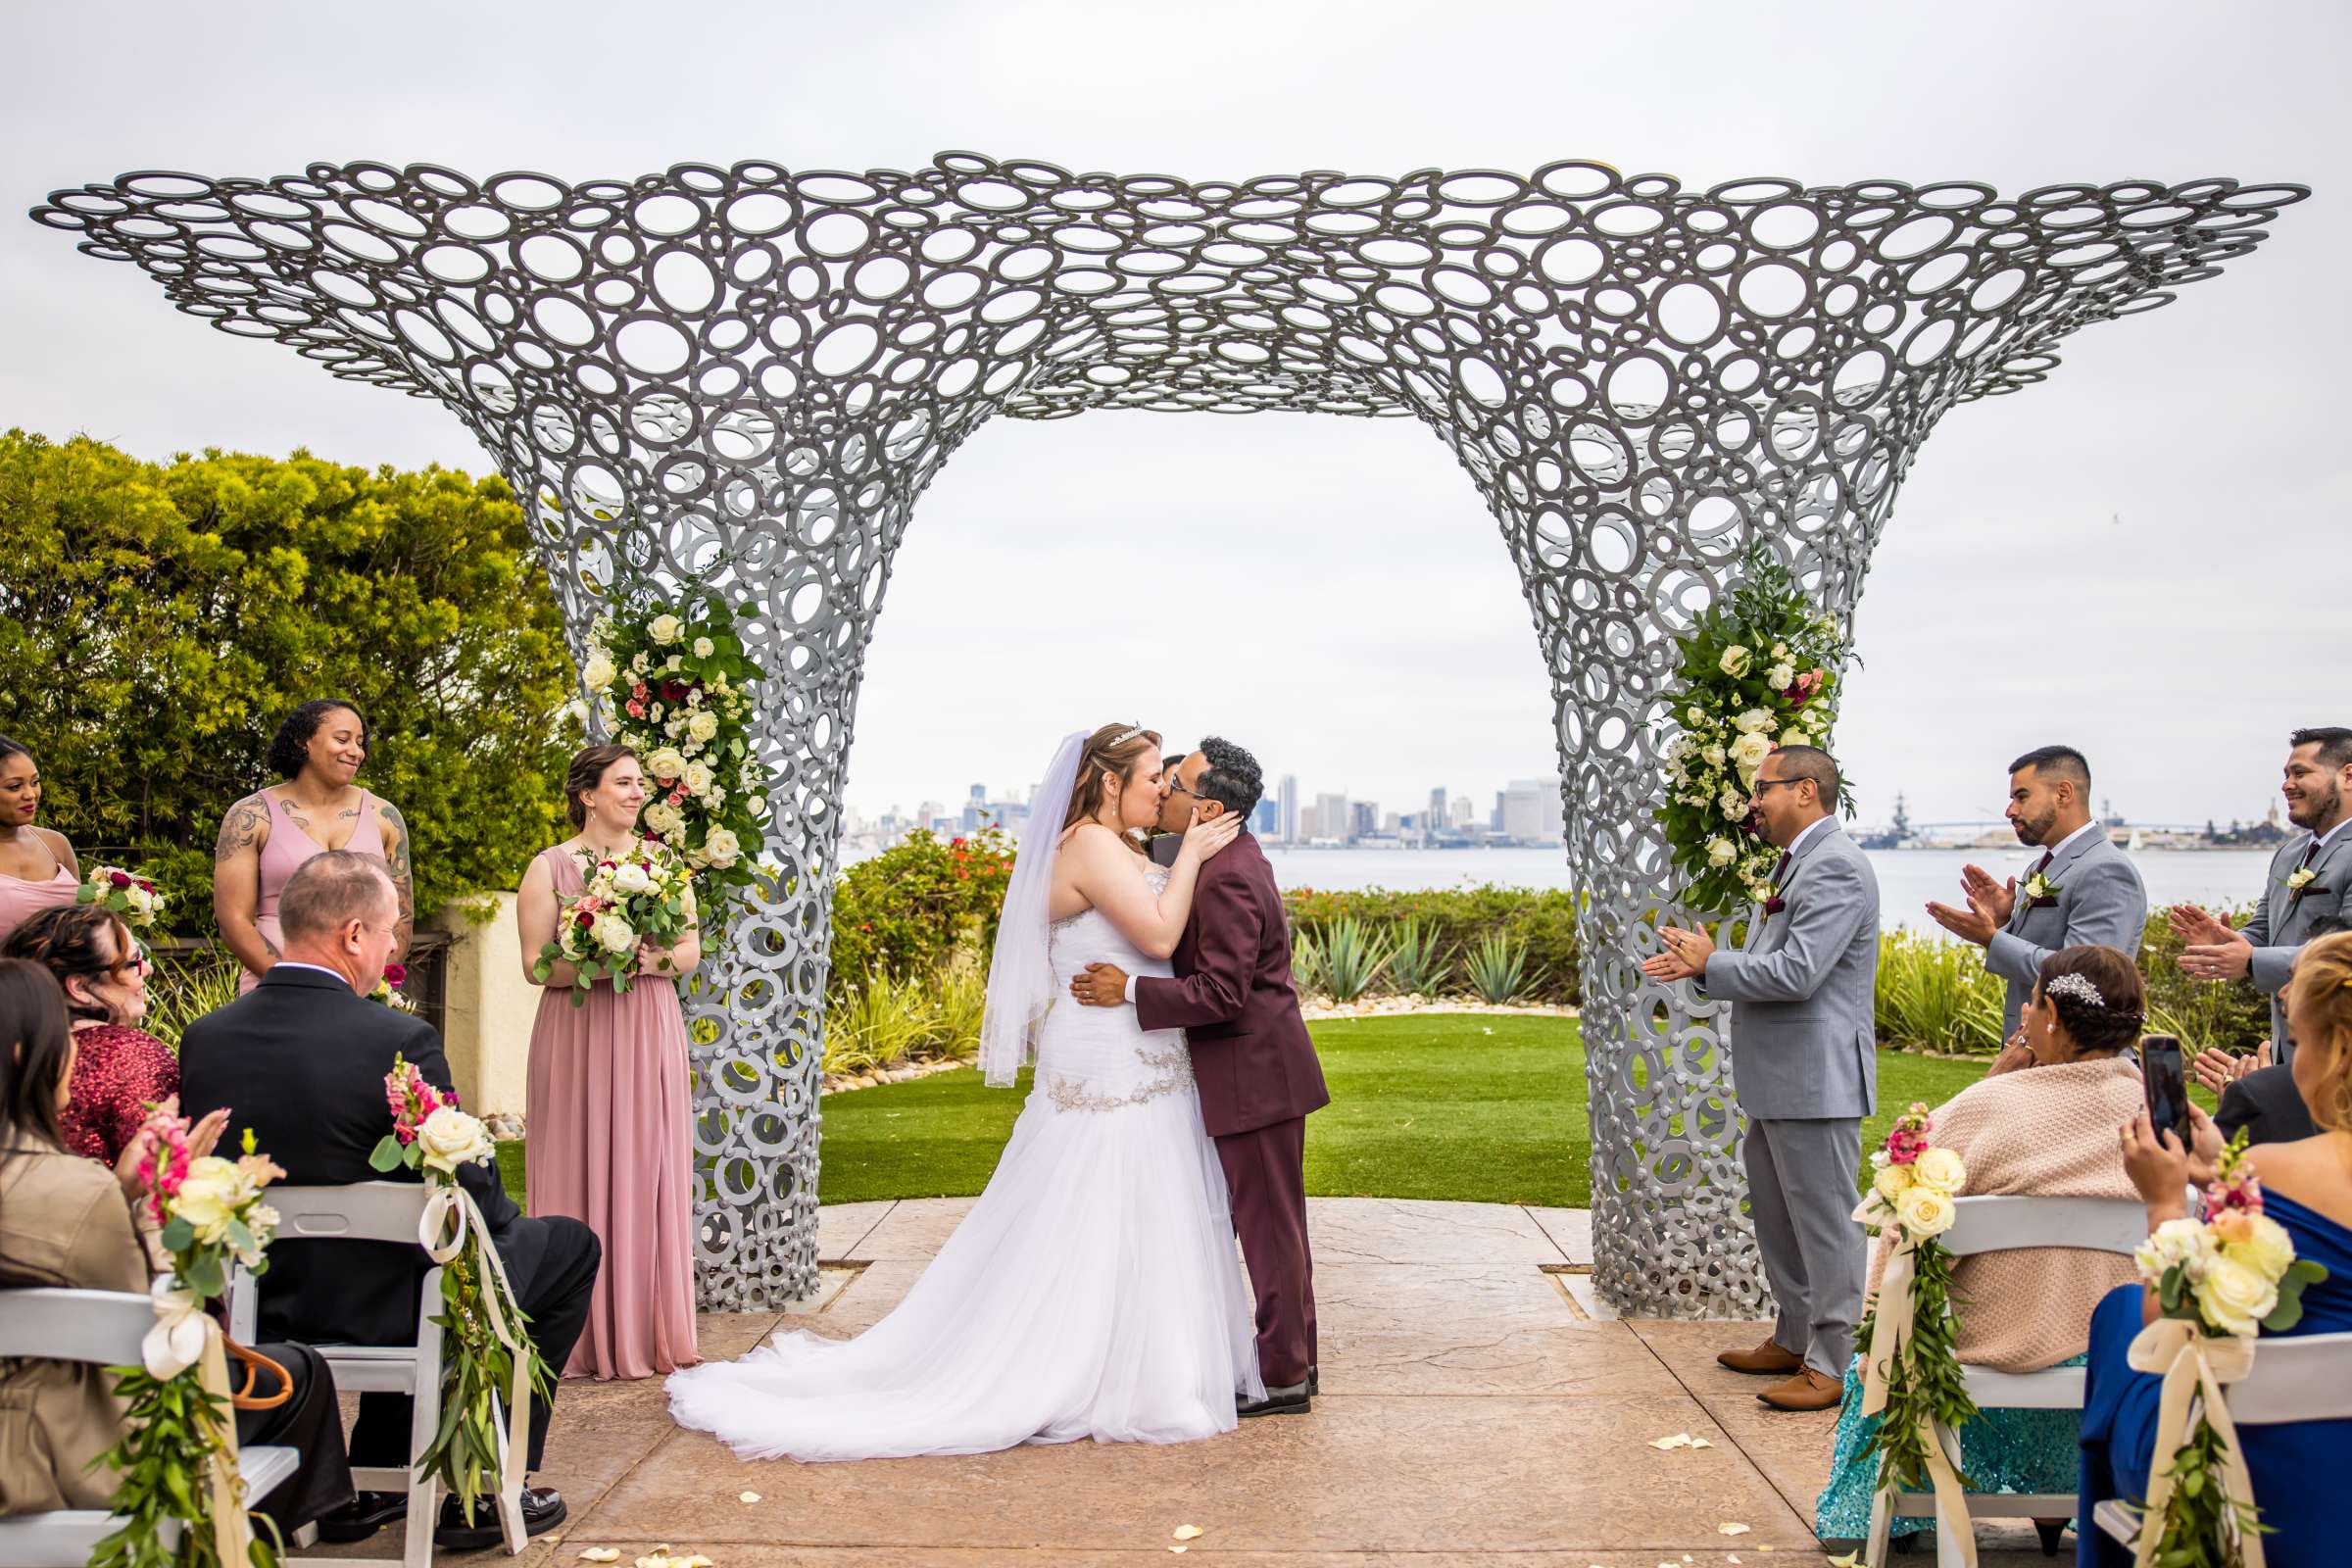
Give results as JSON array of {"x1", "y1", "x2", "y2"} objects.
[{"x1": 1216, "y1": 1114, "x2": 1316, "y2": 1389}]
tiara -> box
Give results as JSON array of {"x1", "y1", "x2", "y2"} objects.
[
  {"x1": 2046, "y1": 972, "x2": 2105, "y2": 1008},
  {"x1": 1104, "y1": 726, "x2": 1146, "y2": 748}
]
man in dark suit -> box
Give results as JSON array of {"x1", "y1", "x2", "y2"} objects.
[
  {"x1": 1071, "y1": 737, "x2": 1330, "y2": 1417},
  {"x1": 180, "y1": 851, "x2": 599, "y2": 1550},
  {"x1": 2192, "y1": 913, "x2": 2345, "y2": 1146}
]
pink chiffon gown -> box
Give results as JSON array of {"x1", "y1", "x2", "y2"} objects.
[
  {"x1": 524, "y1": 844, "x2": 701, "y2": 1379},
  {"x1": 0, "y1": 864, "x2": 78, "y2": 942},
  {"x1": 240, "y1": 791, "x2": 385, "y2": 991}
]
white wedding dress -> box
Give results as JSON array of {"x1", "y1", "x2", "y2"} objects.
[{"x1": 666, "y1": 862, "x2": 1262, "y2": 1461}]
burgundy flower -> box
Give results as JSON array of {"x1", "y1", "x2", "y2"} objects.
[
  {"x1": 1783, "y1": 669, "x2": 1825, "y2": 709},
  {"x1": 108, "y1": 869, "x2": 133, "y2": 888},
  {"x1": 383, "y1": 963, "x2": 408, "y2": 987}
]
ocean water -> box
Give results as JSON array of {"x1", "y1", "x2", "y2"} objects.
[{"x1": 1258, "y1": 844, "x2": 2277, "y2": 931}]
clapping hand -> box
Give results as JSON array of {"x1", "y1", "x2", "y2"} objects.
[
  {"x1": 2167, "y1": 903, "x2": 2235, "y2": 947},
  {"x1": 1925, "y1": 864, "x2": 2009, "y2": 946},
  {"x1": 1641, "y1": 925, "x2": 1716, "y2": 983},
  {"x1": 2191, "y1": 1042, "x2": 2270, "y2": 1097},
  {"x1": 113, "y1": 1097, "x2": 230, "y2": 1200}
]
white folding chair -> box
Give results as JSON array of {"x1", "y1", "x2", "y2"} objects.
[
  {"x1": 2091, "y1": 1330, "x2": 2352, "y2": 1549},
  {"x1": 227, "y1": 1182, "x2": 525, "y2": 1566},
  {"x1": 1868, "y1": 1195, "x2": 2150, "y2": 1567},
  {"x1": 0, "y1": 1288, "x2": 298, "y2": 1568}
]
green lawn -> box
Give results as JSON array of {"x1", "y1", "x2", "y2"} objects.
[{"x1": 614, "y1": 1015, "x2": 1994, "y2": 1211}]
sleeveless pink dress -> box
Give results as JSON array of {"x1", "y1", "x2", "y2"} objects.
[
  {"x1": 0, "y1": 863, "x2": 78, "y2": 942},
  {"x1": 241, "y1": 791, "x2": 385, "y2": 991},
  {"x1": 525, "y1": 845, "x2": 700, "y2": 1379}
]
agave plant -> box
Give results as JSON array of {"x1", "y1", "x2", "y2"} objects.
[
  {"x1": 1387, "y1": 918, "x2": 1454, "y2": 998},
  {"x1": 1289, "y1": 924, "x2": 1325, "y2": 997},
  {"x1": 141, "y1": 950, "x2": 245, "y2": 1052},
  {"x1": 1465, "y1": 930, "x2": 1543, "y2": 1005},
  {"x1": 1307, "y1": 916, "x2": 1394, "y2": 1003},
  {"x1": 822, "y1": 968, "x2": 934, "y2": 1074}
]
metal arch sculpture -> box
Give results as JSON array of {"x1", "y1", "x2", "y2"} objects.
[{"x1": 32, "y1": 154, "x2": 2305, "y2": 1314}]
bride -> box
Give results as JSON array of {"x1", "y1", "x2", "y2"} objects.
[{"x1": 666, "y1": 722, "x2": 1263, "y2": 1460}]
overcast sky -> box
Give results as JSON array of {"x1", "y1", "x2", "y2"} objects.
[{"x1": 6, "y1": 2, "x2": 2345, "y2": 832}]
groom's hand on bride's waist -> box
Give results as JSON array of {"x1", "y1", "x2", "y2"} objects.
[{"x1": 1070, "y1": 961, "x2": 1131, "y2": 1007}]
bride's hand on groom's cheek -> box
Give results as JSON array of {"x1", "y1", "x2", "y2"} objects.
[{"x1": 1069, "y1": 961, "x2": 1129, "y2": 1006}]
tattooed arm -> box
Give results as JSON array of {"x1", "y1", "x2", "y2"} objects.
[
  {"x1": 213, "y1": 792, "x2": 278, "y2": 978},
  {"x1": 378, "y1": 800, "x2": 416, "y2": 961}
]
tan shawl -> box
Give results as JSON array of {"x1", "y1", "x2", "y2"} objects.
[{"x1": 1866, "y1": 1054, "x2": 2146, "y2": 1373}]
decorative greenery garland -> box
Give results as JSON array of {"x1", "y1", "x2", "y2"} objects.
[
  {"x1": 577, "y1": 564, "x2": 769, "y2": 916},
  {"x1": 1656, "y1": 545, "x2": 1850, "y2": 912}
]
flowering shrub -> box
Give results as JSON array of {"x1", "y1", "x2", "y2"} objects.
[
  {"x1": 78, "y1": 864, "x2": 166, "y2": 931},
  {"x1": 531, "y1": 841, "x2": 699, "y2": 1006},
  {"x1": 576, "y1": 563, "x2": 768, "y2": 909},
  {"x1": 1657, "y1": 546, "x2": 1850, "y2": 912},
  {"x1": 828, "y1": 830, "x2": 1015, "y2": 1002}
]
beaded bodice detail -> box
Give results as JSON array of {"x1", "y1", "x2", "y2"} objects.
[{"x1": 1038, "y1": 862, "x2": 1194, "y2": 1112}]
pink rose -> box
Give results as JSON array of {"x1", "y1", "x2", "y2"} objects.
[{"x1": 383, "y1": 963, "x2": 408, "y2": 987}]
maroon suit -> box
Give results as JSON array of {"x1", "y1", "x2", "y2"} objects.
[{"x1": 1135, "y1": 832, "x2": 1328, "y2": 1388}]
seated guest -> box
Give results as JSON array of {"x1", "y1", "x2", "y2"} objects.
[
  {"x1": 178, "y1": 851, "x2": 597, "y2": 1551},
  {"x1": 0, "y1": 958, "x2": 352, "y2": 1531},
  {"x1": 0, "y1": 737, "x2": 80, "y2": 943},
  {"x1": 2083, "y1": 930, "x2": 2352, "y2": 1567},
  {"x1": 6, "y1": 905, "x2": 181, "y2": 1165},
  {"x1": 1817, "y1": 945, "x2": 2149, "y2": 1551}
]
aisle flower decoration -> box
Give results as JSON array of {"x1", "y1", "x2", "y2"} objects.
[
  {"x1": 1850, "y1": 1102, "x2": 1979, "y2": 1562},
  {"x1": 369, "y1": 1055, "x2": 552, "y2": 1533},
  {"x1": 79, "y1": 864, "x2": 166, "y2": 931},
  {"x1": 2122, "y1": 1130, "x2": 2326, "y2": 1568},
  {"x1": 1656, "y1": 545, "x2": 1851, "y2": 912},
  {"x1": 573, "y1": 561, "x2": 769, "y2": 913},
  {"x1": 93, "y1": 1111, "x2": 286, "y2": 1568},
  {"x1": 530, "y1": 839, "x2": 699, "y2": 1006}
]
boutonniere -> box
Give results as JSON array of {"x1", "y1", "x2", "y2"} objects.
[
  {"x1": 2019, "y1": 869, "x2": 2062, "y2": 908},
  {"x1": 2287, "y1": 866, "x2": 2318, "y2": 895}
]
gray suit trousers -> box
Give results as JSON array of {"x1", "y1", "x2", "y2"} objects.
[{"x1": 1743, "y1": 1116, "x2": 1865, "y2": 1379}]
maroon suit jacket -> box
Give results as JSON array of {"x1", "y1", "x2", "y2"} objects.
[{"x1": 1135, "y1": 832, "x2": 1329, "y2": 1138}]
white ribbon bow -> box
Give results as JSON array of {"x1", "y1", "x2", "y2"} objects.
[
  {"x1": 141, "y1": 1273, "x2": 254, "y2": 1565},
  {"x1": 1855, "y1": 1227, "x2": 1976, "y2": 1568},
  {"x1": 418, "y1": 1179, "x2": 534, "y2": 1524},
  {"x1": 2124, "y1": 1318, "x2": 2263, "y2": 1568}
]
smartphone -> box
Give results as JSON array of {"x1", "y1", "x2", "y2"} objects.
[{"x1": 2141, "y1": 1033, "x2": 2191, "y2": 1144}]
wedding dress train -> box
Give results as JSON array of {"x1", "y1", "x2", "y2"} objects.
[{"x1": 666, "y1": 863, "x2": 1262, "y2": 1461}]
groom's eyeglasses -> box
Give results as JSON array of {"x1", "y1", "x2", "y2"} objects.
[{"x1": 1166, "y1": 779, "x2": 1209, "y2": 803}]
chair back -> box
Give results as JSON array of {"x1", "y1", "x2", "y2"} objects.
[
  {"x1": 1937, "y1": 1195, "x2": 2147, "y2": 1258},
  {"x1": 2227, "y1": 1331, "x2": 2352, "y2": 1425},
  {"x1": 226, "y1": 1182, "x2": 431, "y2": 1345},
  {"x1": 0, "y1": 1288, "x2": 156, "y2": 1366}
]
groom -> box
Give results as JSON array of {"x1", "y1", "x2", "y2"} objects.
[{"x1": 1069, "y1": 737, "x2": 1330, "y2": 1416}]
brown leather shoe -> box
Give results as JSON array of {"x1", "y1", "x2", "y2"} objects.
[
  {"x1": 1716, "y1": 1337, "x2": 1804, "y2": 1376},
  {"x1": 1758, "y1": 1367, "x2": 1842, "y2": 1411}
]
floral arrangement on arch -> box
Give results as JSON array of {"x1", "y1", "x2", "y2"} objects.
[
  {"x1": 1850, "y1": 1102, "x2": 1979, "y2": 1536},
  {"x1": 2123, "y1": 1130, "x2": 2326, "y2": 1565},
  {"x1": 577, "y1": 565, "x2": 769, "y2": 906},
  {"x1": 79, "y1": 864, "x2": 166, "y2": 931},
  {"x1": 1656, "y1": 545, "x2": 1850, "y2": 913},
  {"x1": 93, "y1": 1109, "x2": 287, "y2": 1568},
  {"x1": 370, "y1": 1055, "x2": 552, "y2": 1531}
]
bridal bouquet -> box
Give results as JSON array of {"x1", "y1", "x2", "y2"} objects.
[
  {"x1": 2126, "y1": 1131, "x2": 2327, "y2": 1565},
  {"x1": 1851, "y1": 1103, "x2": 1978, "y2": 1518},
  {"x1": 370, "y1": 1055, "x2": 550, "y2": 1533},
  {"x1": 1655, "y1": 544, "x2": 1852, "y2": 913},
  {"x1": 78, "y1": 864, "x2": 166, "y2": 931},
  {"x1": 93, "y1": 1111, "x2": 287, "y2": 1568},
  {"x1": 531, "y1": 840, "x2": 698, "y2": 1006}
]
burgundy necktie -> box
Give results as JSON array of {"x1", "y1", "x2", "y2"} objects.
[
  {"x1": 1773, "y1": 852, "x2": 1791, "y2": 886},
  {"x1": 2034, "y1": 850, "x2": 2053, "y2": 875}
]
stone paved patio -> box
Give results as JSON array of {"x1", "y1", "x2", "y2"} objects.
[{"x1": 335, "y1": 1199, "x2": 2068, "y2": 1565}]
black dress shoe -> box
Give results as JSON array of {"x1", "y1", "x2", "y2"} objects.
[
  {"x1": 315, "y1": 1491, "x2": 408, "y2": 1544},
  {"x1": 435, "y1": 1486, "x2": 566, "y2": 1551},
  {"x1": 1307, "y1": 1364, "x2": 1319, "y2": 1396},
  {"x1": 1238, "y1": 1382, "x2": 1311, "y2": 1418}
]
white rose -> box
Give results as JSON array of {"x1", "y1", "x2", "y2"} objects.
[
  {"x1": 704, "y1": 827, "x2": 742, "y2": 867},
  {"x1": 416, "y1": 1106, "x2": 497, "y2": 1175},
  {"x1": 1874, "y1": 1162, "x2": 1914, "y2": 1202},
  {"x1": 2194, "y1": 1255, "x2": 2278, "y2": 1338},
  {"x1": 665, "y1": 654, "x2": 683, "y2": 671},
  {"x1": 647, "y1": 747, "x2": 687, "y2": 780},
  {"x1": 1719, "y1": 644, "x2": 1752, "y2": 677},
  {"x1": 649, "y1": 612, "x2": 683, "y2": 645},
  {"x1": 683, "y1": 760, "x2": 714, "y2": 796},
  {"x1": 1911, "y1": 1147, "x2": 1966, "y2": 1195},
  {"x1": 693, "y1": 637, "x2": 715, "y2": 659},
  {"x1": 172, "y1": 1158, "x2": 239, "y2": 1243},
  {"x1": 2224, "y1": 1214, "x2": 2296, "y2": 1282},
  {"x1": 630, "y1": 651, "x2": 650, "y2": 674},
  {"x1": 665, "y1": 715, "x2": 686, "y2": 739},
  {"x1": 686, "y1": 688, "x2": 703, "y2": 708},
  {"x1": 1734, "y1": 708, "x2": 1775, "y2": 734},
  {"x1": 644, "y1": 802, "x2": 682, "y2": 835},
  {"x1": 1702, "y1": 744, "x2": 1726, "y2": 767},
  {"x1": 1771, "y1": 642, "x2": 1789, "y2": 660},
  {"x1": 748, "y1": 794, "x2": 767, "y2": 816},
  {"x1": 1779, "y1": 727, "x2": 1813, "y2": 749},
  {"x1": 581, "y1": 652, "x2": 617, "y2": 692},
  {"x1": 1730, "y1": 731, "x2": 1774, "y2": 772},
  {"x1": 597, "y1": 913, "x2": 636, "y2": 954},
  {"x1": 1767, "y1": 662, "x2": 1795, "y2": 689},
  {"x1": 1894, "y1": 1183, "x2": 1955, "y2": 1239},
  {"x1": 1685, "y1": 706, "x2": 1703, "y2": 724},
  {"x1": 2136, "y1": 1216, "x2": 2219, "y2": 1283},
  {"x1": 688, "y1": 710, "x2": 719, "y2": 743},
  {"x1": 612, "y1": 861, "x2": 652, "y2": 895},
  {"x1": 1719, "y1": 789, "x2": 1745, "y2": 819},
  {"x1": 1705, "y1": 837, "x2": 1737, "y2": 868}
]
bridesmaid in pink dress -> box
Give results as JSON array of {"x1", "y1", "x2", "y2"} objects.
[
  {"x1": 213, "y1": 701, "x2": 415, "y2": 990},
  {"x1": 517, "y1": 744, "x2": 701, "y2": 1380},
  {"x1": 0, "y1": 737, "x2": 83, "y2": 942}
]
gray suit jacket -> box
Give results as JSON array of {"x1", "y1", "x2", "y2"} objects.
[
  {"x1": 1702, "y1": 818, "x2": 1881, "y2": 1121},
  {"x1": 1984, "y1": 828, "x2": 2149, "y2": 1036},
  {"x1": 2244, "y1": 826, "x2": 2352, "y2": 1061}
]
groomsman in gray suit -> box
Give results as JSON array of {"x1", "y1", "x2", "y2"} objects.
[
  {"x1": 1644, "y1": 745, "x2": 1879, "y2": 1412},
  {"x1": 1926, "y1": 745, "x2": 2148, "y2": 1049},
  {"x1": 2173, "y1": 726, "x2": 2352, "y2": 1068}
]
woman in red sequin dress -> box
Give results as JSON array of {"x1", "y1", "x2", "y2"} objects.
[{"x1": 3, "y1": 904, "x2": 183, "y2": 1165}]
